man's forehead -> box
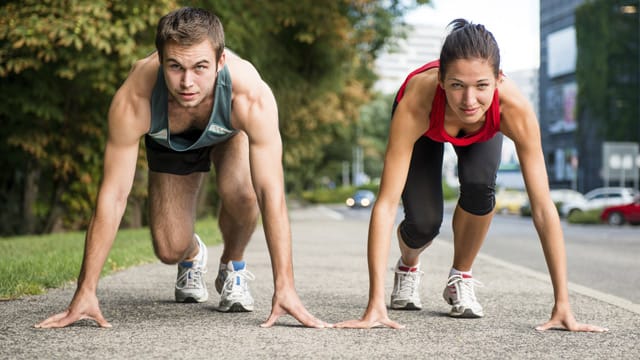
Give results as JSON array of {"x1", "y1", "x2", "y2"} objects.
[{"x1": 163, "y1": 40, "x2": 216, "y2": 63}]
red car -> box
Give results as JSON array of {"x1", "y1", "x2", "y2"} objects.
[{"x1": 600, "y1": 196, "x2": 640, "y2": 225}]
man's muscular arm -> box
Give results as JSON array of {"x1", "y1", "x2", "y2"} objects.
[{"x1": 35, "y1": 58, "x2": 156, "y2": 328}]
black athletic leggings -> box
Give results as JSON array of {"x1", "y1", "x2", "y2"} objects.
[{"x1": 394, "y1": 110, "x2": 503, "y2": 249}]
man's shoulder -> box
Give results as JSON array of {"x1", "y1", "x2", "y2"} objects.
[
  {"x1": 123, "y1": 52, "x2": 161, "y2": 98},
  {"x1": 225, "y1": 50, "x2": 263, "y2": 94}
]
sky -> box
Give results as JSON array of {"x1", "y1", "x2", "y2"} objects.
[{"x1": 405, "y1": 0, "x2": 540, "y2": 72}]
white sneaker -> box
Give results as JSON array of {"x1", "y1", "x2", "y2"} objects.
[
  {"x1": 442, "y1": 274, "x2": 484, "y2": 318},
  {"x1": 390, "y1": 260, "x2": 423, "y2": 310},
  {"x1": 216, "y1": 260, "x2": 255, "y2": 312},
  {"x1": 175, "y1": 234, "x2": 208, "y2": 303}
]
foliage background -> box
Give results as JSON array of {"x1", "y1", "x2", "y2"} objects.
[
  {"x1": 575, "y1": 0, "x2": 640, "y2": 145},
  {"x1": 0, "y1": 0, "x2": 428, "y2": 236}
]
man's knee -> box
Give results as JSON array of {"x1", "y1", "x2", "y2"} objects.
[
  {"x1": 458, "y1": 183, "x2": 496, "y2": 216},
  {"x1": 220, "y1": 188, "x2": 258, "y2": 214},
  {"x1": 150, "y1": 231, "x2": 193, "y2": 264},
  {"x1": 399, "y1": 220, "x2": 439, "y2": 249}
]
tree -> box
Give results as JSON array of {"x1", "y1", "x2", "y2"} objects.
[
  {"x1": 0, "y1": 0, "x2": 175, "y2": 234},
  {"x1": 575, "y1": 0, "x2": 640, "y2": 143},
  {"x1": 0, "y1": 0, "x2": 428, "y2": 235},
  {"x1": 198, "y1": 0, "x2": 428, "y2": 191}
]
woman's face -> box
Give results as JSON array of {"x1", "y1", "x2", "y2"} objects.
[{"x1": 440, "y1": 58, "x2": 499, "y2": 125}]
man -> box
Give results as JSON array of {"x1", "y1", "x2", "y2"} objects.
[{"x1": 35, "y1": 7, "x2": 329, "y2": 329}]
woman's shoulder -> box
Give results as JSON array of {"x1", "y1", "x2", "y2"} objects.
[
  {"x1": 497, "y1": 75, "x2": 530, "y2": 111},
  {"x1": 403, "y1": 67, "x2": 440, "y2": 105}
]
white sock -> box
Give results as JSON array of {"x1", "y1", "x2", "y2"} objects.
[
  {"x1": 450, "y1": 267, "x2": 472, "y2": 278},
  {"x1": 398, "y1": 258, "x2": 420, "y2": 271}
]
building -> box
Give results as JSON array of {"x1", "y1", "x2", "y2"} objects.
[
  {"x1": 539, "y1": 0, "x2": 584, "y2": 190},
  {"x1": 540, "y1": 0, "x2": 640, "y2": 192},
  {"x1": 373, "y1": 22, "x2": 444, "y2": 94}
]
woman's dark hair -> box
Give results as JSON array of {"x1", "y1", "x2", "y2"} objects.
[
  {"x1": 155, "y1": 7, "x2": 225, "y2": 63},
  {"x1": 439, "y1": 19, "x2": 500, "y2": 80}
]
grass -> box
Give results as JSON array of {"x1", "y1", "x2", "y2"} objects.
[{"x1": 0, "y1": 217, "x2": 221, "y2": 300}]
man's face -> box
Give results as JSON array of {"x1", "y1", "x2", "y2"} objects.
[{"x1": 162, "y1": 39, "x2": 224, "y2": 108}]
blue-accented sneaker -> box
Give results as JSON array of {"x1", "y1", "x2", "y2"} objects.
[
  {"x1": 216, "y1": 260, "x2": 255, "y2": 312},
  {"x1": 175, "y1": 234, "x2": 208, "y2": 303},
  {"x1": 442, "y1": 274, "x2": 484, "y2": 318}
]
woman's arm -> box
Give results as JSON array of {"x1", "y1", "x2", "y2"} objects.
[
  {"x1": 336, "y1": 71, "x2": 436, "y2": 328},
  {"x1": 499, "y1": 77, "x2": 607, "y2": 332}
]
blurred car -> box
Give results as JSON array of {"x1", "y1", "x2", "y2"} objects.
[
  {"x1": 560, "y1": 187, "x2": 639, "y2": 217},
  {"x1": 346, "y1": 190, "x2": 376, "y2": 208},
  {"x1": 600, "y1": 196, "x2": 640, "y2": 225},
  {"x1": 495, "y1": 188, "x2": 528, "y2": 215},
  {"x1": 519, "y1": 189, "x2": 584, "y2": 217}
]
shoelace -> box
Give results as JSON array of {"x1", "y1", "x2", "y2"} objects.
[
  {"x1": 396, "y1": 270, "x2": 424, "y2": 298},
  {"x1": 221, "y1": 269, "x2": 256, "y2": 300},
  {"x1": 446, "y1": 274, "x2": 483, "y2": 305},
  {"x1": 176, "y1": 265, "x2": 207, "y2": 290}
]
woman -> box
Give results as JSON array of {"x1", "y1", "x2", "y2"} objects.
[{"x1": 336, "y1": 19, "x2": 607, "y2": 332}]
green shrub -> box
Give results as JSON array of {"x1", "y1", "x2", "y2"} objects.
[{"x1": 567, "y1": 208, "x2": 603, "y2": 224}]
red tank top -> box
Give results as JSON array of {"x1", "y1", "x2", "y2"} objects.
[{"x1": 395, "y1": 60, "x2": 501, "y2": 146}]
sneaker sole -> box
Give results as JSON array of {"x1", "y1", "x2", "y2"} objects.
[
  {"x1": 449, "y1": 308, "x2": 484, "y2": 318},
  {"x1": 218, "y1": 302, "x2": 254, "y2": 312},
  {"x1": 175, "y1": 293, "x2": 209, "y2": 303},
  {"x1": 390, "y1": 302, "x2": 422, "y2": 310}
]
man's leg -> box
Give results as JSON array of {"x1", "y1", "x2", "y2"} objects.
[
  {"x1": 211, "y1": 131, "x2": 259, "y2": 264},
  {"x1": 211, "y1": 131, "x2": 259, "y2": 312},
  {"x1": 148, "y1": 170, "x2": 209, "y2": 302},
  {"x1": 148, "y1": 171, "x2": 205, "y2": 263}
]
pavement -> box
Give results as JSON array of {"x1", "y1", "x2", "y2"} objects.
[{"x1": 1, "y1": 205, "x2": 639, "y2": 359}]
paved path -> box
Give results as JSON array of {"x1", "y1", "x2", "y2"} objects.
[{"x1": 2, "y1": 206, "x2": 638, "y2": 359}]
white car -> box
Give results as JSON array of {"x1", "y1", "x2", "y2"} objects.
[{"x1": 560, "y1": 187, "x2": 640, "y2": 217}]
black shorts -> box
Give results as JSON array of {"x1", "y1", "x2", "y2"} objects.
[{"x1": 145, "y1": 135, "x2": 212, "y2": 175}]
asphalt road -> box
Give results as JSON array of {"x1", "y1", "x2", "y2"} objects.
[
  {"x1": 336, "y1": 204, "x2": 640, "y2": 305},
  {"x1": 1, "y1": 205, "x2": 638, "y2": 359}
]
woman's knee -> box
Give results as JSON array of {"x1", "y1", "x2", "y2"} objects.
[
  {"x1": 399, "y1": 219, "x2": 440, "y2": 249},
  {"x1": 458, "y1": 182, "x2": 496, "y2": 215}
]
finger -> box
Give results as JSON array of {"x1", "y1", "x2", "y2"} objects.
[
  {"x1": 88, "y1": 312, "x2": 112, "y2": 328},
  {"x1": 380, "y1": 318, "x2": 405, "y2": 329},
  {"x1": 260, "y1": 311, "x2": 284, "y2": 328},
  {"x1": 535, "y1": 321, "x2": 563, "y2": 332},
  {"x1": 290, "y1": 309, "x2": 332, "y2": 328},
  {"x1": 334, "y1": 320, "x2": 372, "y2": 329},
  {"x1": 571, "y1": 323, "x2": 608, "y2": 333},
  {"x1": 36, "y1": 313, "x2": 81, "y2": 329},
  {"x1": 34, "y1": 310, "x2": 71, "y2": 328}
]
